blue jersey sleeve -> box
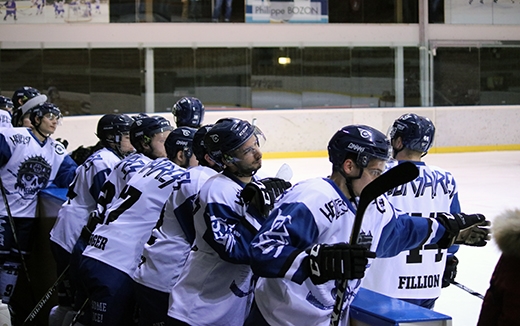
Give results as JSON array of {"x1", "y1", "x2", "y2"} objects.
[
  {"x1": 53, "y1": 155, "x2": 77, "y2": 188},
  {"x1": 89, "y1": 168, "x2": 111, "y2": 201},
  {"x1": 376, "y1": 213, "x2": 446, "y2": 258},
  {"x1": 250, "y1": 202, "x2": 320, "y2": 285},
  {"x1": 202, "y1": 202, "x2": 260, "y2": 265},
  {"x1": 0, "y1": 134, "x2": 12, "y2": 168}
]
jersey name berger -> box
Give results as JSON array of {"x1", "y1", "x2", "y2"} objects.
[{"x1": 387, "y1": 168, "x2": 456, "y2": 199}]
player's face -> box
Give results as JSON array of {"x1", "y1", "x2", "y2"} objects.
[
  {"x1": 148, "y1": 130, "x2": 171, "y2": 159},
  {"x1": 37, "y1": 112, "x2": 60, "y2": 135},
  {"x1": 230, "y1": 135, "x2": 262, "y2": 177},
  {"x1": 351, "y1": 159, "x2": 386, "y2": 197},
  {"x1": 119, "y1": 133, "x2": 135, "y2": 155}
]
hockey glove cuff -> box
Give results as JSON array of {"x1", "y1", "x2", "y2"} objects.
[
  {"x1": 442, "y1": 255, "x2": 459, "y2": 288},
  {"x1": 308, "y1": 243, "x2": 376, "y2": 285}
]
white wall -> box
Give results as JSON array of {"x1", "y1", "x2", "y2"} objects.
[{"x1": 53, "y1": 106, "x2": 520, "y2": 157}]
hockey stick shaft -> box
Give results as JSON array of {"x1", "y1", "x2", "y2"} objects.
[
  {"x1": 451, "y1": 280, "x2": 485, "y2": 300},
  {"x1": 22, "y1": 265, "x2": 71, "y2": 325},
  {"x1": 69, "y1": 297, "x2": 90, "y2": 326},
  {"x1": 330, "y1": 162, "x2": 419, "y2": 326}
]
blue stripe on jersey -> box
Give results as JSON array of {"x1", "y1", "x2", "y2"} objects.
[
  {"x1": 203, "y1": 202, "x2": 258, "y2": 265},
  {"x1": 0, "y1": 134, "x2": 12, "y2": 167},
  {"x1": 251, "y1": 201, "x2": 320, "y2": 284},
  {"x1": 90, "y1": 168, "x2": 111, "y2": 200},
  {"x1": 377, "y1": 212, "x2": 445, "y2": 258},
  {"x1": 173, "y1": 193, "x2": 197, "y2": 245}
]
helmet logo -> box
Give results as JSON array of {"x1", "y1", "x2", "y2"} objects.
[
  {"x1": 348, "y1": 143, "x2": 365, "y2": 153},
  {"x1": 210, "y1": 134, "x2": 220, "y2": 143},
  {"x1": 182, "y1": 129, "x2": 191, "y2": 137},
  {"x1": 358, "y1": 128, "x2": 372, "y2": 139}
]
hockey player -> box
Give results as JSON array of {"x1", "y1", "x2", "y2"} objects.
[
  {"x1": 133, "y1": 124, "x2": 222, "y2": 326},
  {"x1": 0, "y1": 102, "x2": 77, "y2": 310},
  {"x1": 171, "y1": 96, "x2": 205, "y2": 128},
  {"x1": 96, "y1": 115, "x2": 173, "y2": 219},
  {"x1": 362, "y1": 113, "x2": 489, "y2": 309},
  {"x1": 48, "y1": 114, "x2": 134, "y2": 324},
  {"x1": 77, "y1": 127, "x2": 197, "y2": 326},
  {"x1": 246, "y1": 124, "x2": 489, "y2": 326},
  {"x1": 11, "y1": 86, "x2": 48, "y2": 128},
  {"x1": 0, "y1": 96, "x2": 13, "y2": 128},
  {"x1": 2, "y1": 0, "x2": 16, "y2": 21},
  {"x1": 166, "y1": 118, "x2": 291, "y2": 326}
]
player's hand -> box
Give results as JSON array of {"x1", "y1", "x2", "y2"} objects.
[
  {"x1": 455, "y1": 220, "x2": 491, "y2": 246},
  {"x1": 308, "y1": 243, "x2": 376, "y2": 285},
  {"x1": 241, "y1": 177, "x2": 291, "y2": 217},
  {"x1": 435, "y1": 213, "x2": 488, "y2": 248},
  {"x1": 442, "y1": 255, "x2": 459, "y2": 288}
]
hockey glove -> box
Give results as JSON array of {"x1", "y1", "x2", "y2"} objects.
[
  {"x1": 308, "y1": 243, "x2": 376, "y2": 285},
  {"x1": 241, "y1": 177, "x2": 291, "y2": 218},
  {"x1": 455, "y1": 220, "x2": 491, "y2": 247},
  {"x1": 442, "y1": 255, "x2": 459, "y2": 288},
  {"x1": 435, "y1": 213, "x2": 488, "y2": 248}
]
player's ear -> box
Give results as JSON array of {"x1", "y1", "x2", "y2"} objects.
[{"x1": 342, "y1": 159, "x2": 355, "y2": 175}]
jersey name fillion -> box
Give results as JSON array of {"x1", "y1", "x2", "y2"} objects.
[{"x1": 398, "y1": 274, "x2": 441, "y2": 289}]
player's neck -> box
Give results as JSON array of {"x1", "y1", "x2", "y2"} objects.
[{"x1": 394, "y1": 150, "x2": 422, "y2": 162}]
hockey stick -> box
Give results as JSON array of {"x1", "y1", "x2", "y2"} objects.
[
  {"x1": 22, "y1": 265, "x2": 70, "y2": 325},
  {"x1": 68, "y1": 297, "x2": 90, "y2": 326},
  {"x1": 0, "y1": 176, "x2": 37, "y2": 303},
  {"x1": 329, "y1": 161, "x2": 419, "y2": 326},
  {"x1": 450, "y1": 280, "x2": 485, "y2": 300}
]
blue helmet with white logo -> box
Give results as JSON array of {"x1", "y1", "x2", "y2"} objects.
[
  {"x1": 11, "y1": 86, "x2": 48, "y2": 127},
  {"x1": 0, "y1": 96, "x2": 14, "y2": 111},
  {"x1": 96, "y1": 114, "x2": 133, "y2": 146},
  {"x1": 165, "y1": 126, "x2": 197, "y2": 164},
  {"x1": 328, "y1": 125, "x2": 390, "y2": 170},
  {"x1": 172, "y1": 97, "x2": 205, "y2": 128},
  {"x1": 130, "y1": 115, "x2": 173, "y2": 151},
  {"x1": 389, "y1": 113, "x2": 435, "y2": 155}
]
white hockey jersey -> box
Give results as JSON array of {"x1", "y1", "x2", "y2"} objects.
[
  {"x1": 0, "y1": 111, "x2": 12, "y2": 129},
  {"x1": 82, "y1": 157, "x2": 185, "y2": 276},
  {"x1": 250, "y1": 177, "x2": 447, "y2": 326},
  {"x1": 168, "y1": 170, "x2": 264, "y2": 326},
  {"x1": 96, "y1": 152, "x2": 151, "y2": 218},
  {"x1": 0, "y1": 127, "x2": 76, "y2": 217},
  {"x1": 49, "y1": 147, "x2": 122, "y2": 253},
  {"x1": 362, "y1": 160, "x2": 461, "y2": 300},
  {"x1": 133, "y1": 165, "x2": 219, "y2": 293}
]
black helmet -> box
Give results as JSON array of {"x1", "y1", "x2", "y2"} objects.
[
  {"x1": 165, "y1": 126, "x2": 197, "y2": 163},
  {"x1": 172, "y1": 97, "x2": 205, "y2": 128},
  {"x1": 130, "y1": 115, "x2": 173, "y2": 150},
  {"x1": 28, "y1": 102, "x2": 61, "y2": 126},
  {"x1": 96, "y1": 114, "x2": 133, "y2": 145},
  {"x1": 204, "y1": 118, "x2": 264, "y2": 167},
  {"x1": 388, "y1": 113, "x2": 435, "y2": 155},
  {"x1": 0, "y1": 96, "x2": 14, "y2": 111},
  {"x1": 192, "y1": 124, "x2": 213, "y2": 164},
  {"x1": 328, "y1": 125, "x2": 390, "y2": 170},
  {"x1": 11, "y1": 86, "x2": 48, "y2": 127}
]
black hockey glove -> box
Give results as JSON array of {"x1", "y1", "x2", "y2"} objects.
[
  {"x1": 241, "y1": 177, "x2": 291, "y2": 217},
  {"x1": 455, "y1": 220, "x2": 491, "y2": 247},
  {"x1": 308, "y1": 243, "x2": 376, "y2": 285},
  {"x1": 442, "y1": 255, "x2": 459, "y2": 288},
  {"x1": 434, "y1": 213, "x2": 488, "y2": 248}
]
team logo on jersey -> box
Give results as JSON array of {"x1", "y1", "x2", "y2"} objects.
[
  {"x1": 357, "y1": 230, "x2": 373, "y2": 249},
  {"x1": 375, "y1": 197, "x2": 386, "y2": 213},
  {"x1": 15, "y1": 156, "x2": 51, "y2": 199}
]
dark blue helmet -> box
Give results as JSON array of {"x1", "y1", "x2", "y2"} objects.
[
  {"x1": 96, "y1": 114, "x2": 133, "y2": 145},
  {"x1": 172, "y1": 97, "x2": 205, "y2": 128},
  {"x1": 12, "y1": 86, "x2": 44, "y2": 109},
  {"x1": 328, "y1": 125, "x2": 390, "y2": 169},
  {"x1": 11, "y1": 86, "x2": 48, "y2": 127},
  {"x1": 192, "y1": 124, "x2": 213, "y2": 164},
  {"x1": 204, "y1": 118, "x2": 265, "y2": 167},
  {"x1": 29, "y1": 102, "x2": 62, "y2": 127},
  {"x1": 165, "y1": 126, "x2": 197, "y2": 163},
  {"x1": 130, "y1": 115, "x2": 173, "y2": 150},
  {"x1": 0, "y1": 96, "x2": 14, "y2": 110},
  {"x1": 389, "y1": 113, "x2": 435, "y2": 154}
]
